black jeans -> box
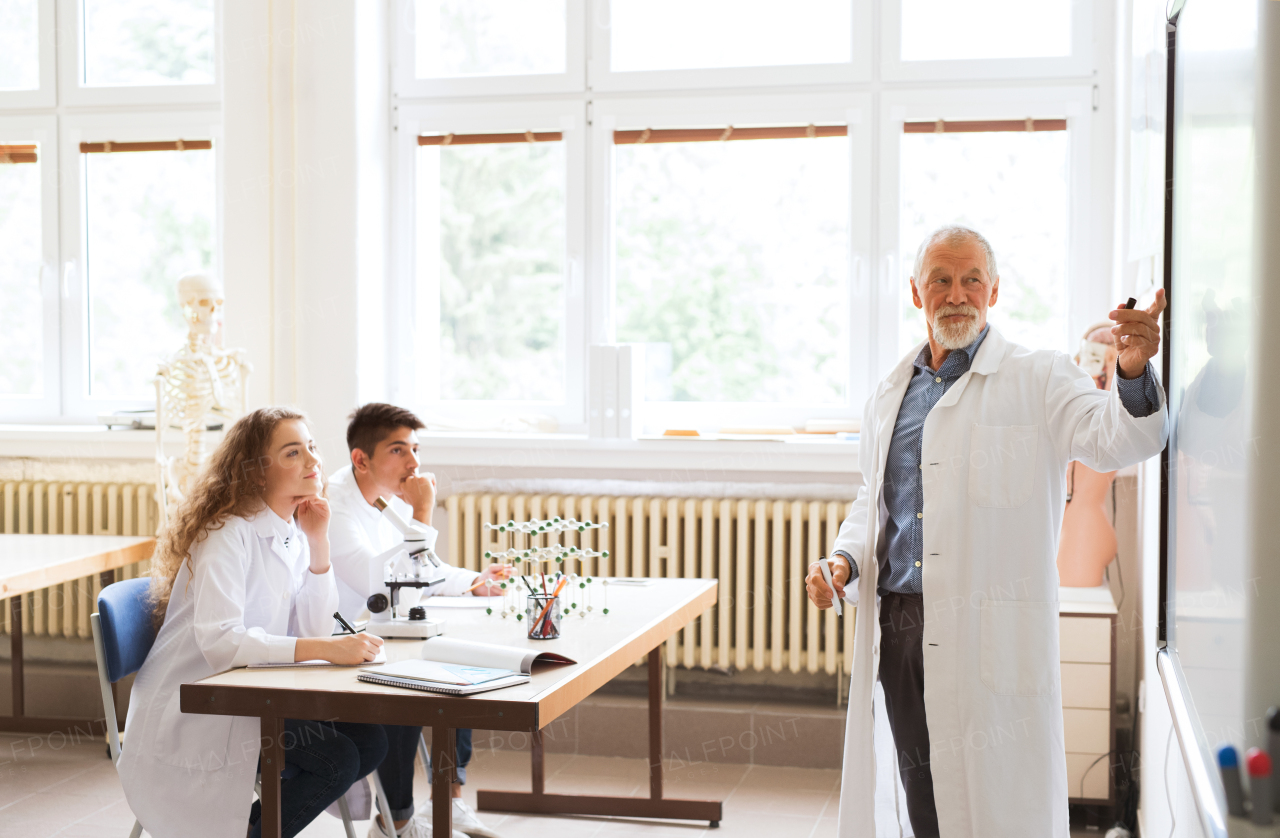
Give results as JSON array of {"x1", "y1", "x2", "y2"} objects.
[
  {"x1": 249, "y1": 719, "x2": 388, "y2": 838},
  {"x1": 377, "y1": 725, "x2": 474, "y2": 822},
  {"x1": 879, "y1": 591, "x2": 940, "y2": 838}
]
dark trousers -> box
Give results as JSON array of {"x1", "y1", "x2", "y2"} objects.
[
  {"x1": 377, "y1": 725, "x2": 474, "y2": 821},
  {"x1": 879, "y1": 591, "x2": 940, "y2": 838},
  {"x1": 249, "y1": 719, "x2": 388, "y2": 838}
]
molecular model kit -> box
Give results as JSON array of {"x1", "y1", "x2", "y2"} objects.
[{"x1": 477, "y1": 517, "x2": 615, "y2": 630}]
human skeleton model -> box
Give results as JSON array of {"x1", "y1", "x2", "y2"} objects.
[
  {"x1": 154, "y1": 273, "x2": 251, "y2": 525},
  {"x1": 481, "y1": 517, "x2": 611, "y2": 621},
  {"x1": 1056, "y1": 321, "x2": 1120, "y2": 587}
]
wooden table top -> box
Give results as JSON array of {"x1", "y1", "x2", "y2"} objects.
[
  {"x1": 183, "y1": 578, "x2": 717, "y2": 731},
  {"x1": 0, "y1": 534, "x2": 156, "y2": 598}
]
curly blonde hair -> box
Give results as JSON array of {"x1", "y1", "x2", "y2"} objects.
[{"x1": 150, "y1": 406, "x2": 317, "y2": 625}]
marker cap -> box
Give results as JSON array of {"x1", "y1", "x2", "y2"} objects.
[
  {"x1": 1246, "y1": 747, "x2": 1272, "y2": 777},
  {"x1": 1268, "y1": 706, "x2": 1280, "y2": 732},
  {"x1": 1218, "y1": 743, "x2": 1239, "y2": 768}
]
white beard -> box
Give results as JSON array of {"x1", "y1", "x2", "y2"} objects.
[{"x1": 931, "y1": 308, "x2": 982, "y2": 350}]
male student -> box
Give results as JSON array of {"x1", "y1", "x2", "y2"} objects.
[{"x1": 329, "y1": 403, "x2": 506, "y2": 838}]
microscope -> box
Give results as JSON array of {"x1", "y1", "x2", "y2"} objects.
[{"x1": 364, "y1": 497, "x2": 447, "y2": 639}]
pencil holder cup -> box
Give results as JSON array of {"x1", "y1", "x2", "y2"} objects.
[{"x1": 525, "y1": 594, "x2": 562, "y2": 640}]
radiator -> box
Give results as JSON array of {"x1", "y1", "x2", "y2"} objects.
[
  {"x1": 0, "y1": 481, "x2": 158, "y2": 640},
  {"x1": 445, "y1": 493, "x2": 856, "y2": 676}
]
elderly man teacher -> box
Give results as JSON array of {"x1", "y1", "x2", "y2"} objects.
[{"x1": 807, "y1": 225, "x2": 1167, "y2": 837}]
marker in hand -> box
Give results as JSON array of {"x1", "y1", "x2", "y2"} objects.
[{"x1": 819, "y1": 557, "x2": 842, "y2": 616}]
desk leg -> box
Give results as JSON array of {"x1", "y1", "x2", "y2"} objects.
[
  {"x1": 431, "y1": 724, "x2": 455, "y2": 836},
  {"x1": 10, "y1": 596, "x2": 23, "y2": 718},
  {"x1": 649, "y1": 645, "x2": 663, "y2": 800},
  {"x1": 476, "y1": 644, "x2": 723, "y2": 826},
  {"x1": 260, "y1": 716, "x2": 284, "y2": 838}
]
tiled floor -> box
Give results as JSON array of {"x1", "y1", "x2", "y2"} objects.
[
  {"x1": 0, "y1": 732, "x2": 1104, "y2": 837},
  {"x1": 0, "y1": 731, "x2": 840, "y2": 837}
]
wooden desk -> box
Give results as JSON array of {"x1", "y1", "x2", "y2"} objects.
[
  {"x1": 182, "y1": 578, "x2": 722, "y2": 837},
  {"x1": 0, "y1": 534, "x2": 156, "y2": 734}
]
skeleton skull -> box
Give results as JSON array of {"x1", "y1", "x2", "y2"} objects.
[{"x1": 177, "y1": 272, "x2": 224, "y2": 337}]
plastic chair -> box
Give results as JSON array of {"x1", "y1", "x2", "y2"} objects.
[
  {"x1": 92, "y1": 578, "x2": 358, "y2": 838},
  {"x1": 91, "y1": 578, "x2": 156, "y2": 838}
]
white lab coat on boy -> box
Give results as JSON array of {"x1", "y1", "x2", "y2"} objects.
[
  {"x1": 327, "y1": 465, "x2": 479, "y2": 620},
  {"x1": 832, "y1": 327, "x2": 1167, "y2": 837},
  {"x1": 118, "y1": 507, "x2": 339, "y2": 838}
]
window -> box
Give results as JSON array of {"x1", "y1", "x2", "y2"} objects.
[
  {"x1": 416, "y1": 131, "x2": 568, "y2": 404},
  {"x1": 82, "y1": 0, "x2": 215, "y2": 87},
  {"x1": 898, "y1": 120, "x2": 1070, "y2": 355},
  {"x1": 0, "y1": 140, "x2": 45, "y2": 397},
  {"x1": 0, "y1": 2, "x2": 218, "y2": 420},
  {"x1": 0, "y1": 0, "x2": 39, "y2": 90},
  {"x1": 590, "y1": 0, "x2": 870, "y2": 90},
  {"x1": 396, "y1": 0, "x2": 584, "y2": 97},
  {"x1": 883, "y1": 0, "x2": 1091, "y2": 80},
  {"x1": 82, "y1": 140, "x2": 215, "y2": 399},
  {"x1": 414, "y1": 0, "x2": 566, "y2": 78},
  {"x1": 609, "y1": 0, "x2": 852, "y2": 72},
  {"x1": 613, "y1": 129, "x2": 850, "y2": 406},
  {"x1": 393, "y1": 1, "x2": 1104, "y2": 434},
  {"x1": 900, "y1": 0, "x2": 1071, "y2": 61}
]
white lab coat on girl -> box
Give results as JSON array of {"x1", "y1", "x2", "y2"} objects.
[
  {"x1": 118, "y1": 507, "x2": 339, "y2": 838},
  {"x1": 832, "y1": 327, "x2": 1167, "y2": 837}
]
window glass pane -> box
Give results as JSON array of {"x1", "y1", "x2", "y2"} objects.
[
  {"x1": 415, "y1": 0, "x2": 565, "y2": 78},
  {"x1": 611, "y1": 0, "x2": 851, "y2": 72},
  {"x1": 899, "y1": 129, "x2": 1069, "y2": 357},
  {"x1": 901, "y1": 0, "x2": 1070, "y2": 61},
  {"x1": 84, "y1": 147, "x2": 214, "y2": 399},
  {"x1": 615, "y1": 137, "x2": 849, "y2": 404},
  {"x1": 417, "y1": 141, "x2": 566, "y2": 401},
  {"x1": 0, "y1": 0, "x2": 39, "y2": 90},
  {"x1": 0, "y1": 143, "x2": 43, "y2": 395},
  {"x1": 83, "y1": 0, "x2": 214, "y2": 86}
]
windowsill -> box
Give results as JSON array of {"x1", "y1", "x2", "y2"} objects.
[
  {"x1": 0, "y1": 424, "x2": 224, "y2": 461},
  {"x1": 0, "y1": 425, "x2": 861, "y2": 475}
]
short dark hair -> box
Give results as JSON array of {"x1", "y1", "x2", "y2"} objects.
[{"x1": 346, "y1": 403, "x2": 425, "y2": 459}]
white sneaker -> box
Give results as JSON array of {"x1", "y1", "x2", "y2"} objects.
[
  {"x1": 451, "y1": 800, "x2": 504, "y2": 838},
  {"x1": 367, "y1": 812, "x2": 468, "y2": 838}
]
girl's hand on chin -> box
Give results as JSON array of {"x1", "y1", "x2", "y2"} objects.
[{"x1": 295, "y1": 496, "x2": 331, "y2": 541}]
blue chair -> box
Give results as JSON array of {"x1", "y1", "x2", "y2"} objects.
[
  {"x1": 91, "y1": 577, "x2": 156, "y2": 838},
  {"x1": 92, "y1": 578, "x2": 358, "y2": 838}
]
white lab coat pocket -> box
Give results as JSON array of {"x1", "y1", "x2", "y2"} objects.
[
  {"x1": 968, "y1": 424, "x2": 1038, "y2": 508},
  {"x1": 980, "y1": 600, "x2": 1058, "y2": 696}
]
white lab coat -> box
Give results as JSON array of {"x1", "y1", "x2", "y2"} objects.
[
  {"x1": 327, "y1": 465, "x2": 479, "y2": 620},
  {"x1": 832, "y1": 327, "x2": 1167, "y2": 838},
  {"x1": 118, "y1": 507, "x2": 339, "y2": 838}
]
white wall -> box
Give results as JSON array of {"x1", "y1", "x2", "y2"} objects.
[{"x1": 220, "y1": 0, "x2": 390, "y2": 459}]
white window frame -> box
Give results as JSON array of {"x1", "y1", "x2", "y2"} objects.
[
  {"x1": 587, "y1": 1, "x2": 872, "y2": 92},
  {"x1": 0, "y1": 115, "x2": 61, "y2": 419},
  {"x1": 55, "y1": 0, "x2": 221, "y2": 107},
  {"x1": 391, "y1": 99, "x2": 588, "y2": 429},
  {"x1": 0, "y1": 0, "x2": 56, "y2": 109},
  {"x1": 876, "y1": 86, "x2": 1094, "y2": 379},
  {"x1": 592, "y1": 92, "x2": 873, "y2": 431},
  {"x1": 880, "y1": 0, "x2": 1093, "y2": 82},
  {"x1": 59, "y1": 110, "x2": 223, "y2": 419},
  {"x1": 392, "y1": 0, "x2": 586, "y2": 99}
]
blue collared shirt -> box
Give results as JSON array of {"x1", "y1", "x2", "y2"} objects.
[{"x1": 837, "y1": 327, "x2": 1160, "y2": 595}]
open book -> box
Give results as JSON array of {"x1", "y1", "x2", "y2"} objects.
[
  {"x1": 418, "y1": 637, "x2": 575, "y2": 674},
  {"x1": 357, "y1": 637, "x2": 575, "y2": 696}
]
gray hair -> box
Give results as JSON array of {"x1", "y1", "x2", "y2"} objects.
[{"x1": 912, "y1": 225, "x2": 999, "y2": 280}]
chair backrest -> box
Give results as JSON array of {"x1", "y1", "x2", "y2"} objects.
[{"x1": 96, "y1": 577, "x2": 158, "y2": 683}]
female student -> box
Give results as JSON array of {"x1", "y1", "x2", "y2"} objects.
[{"x1": 118, "y1": 407, "x2": 387, "y2": 838}]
